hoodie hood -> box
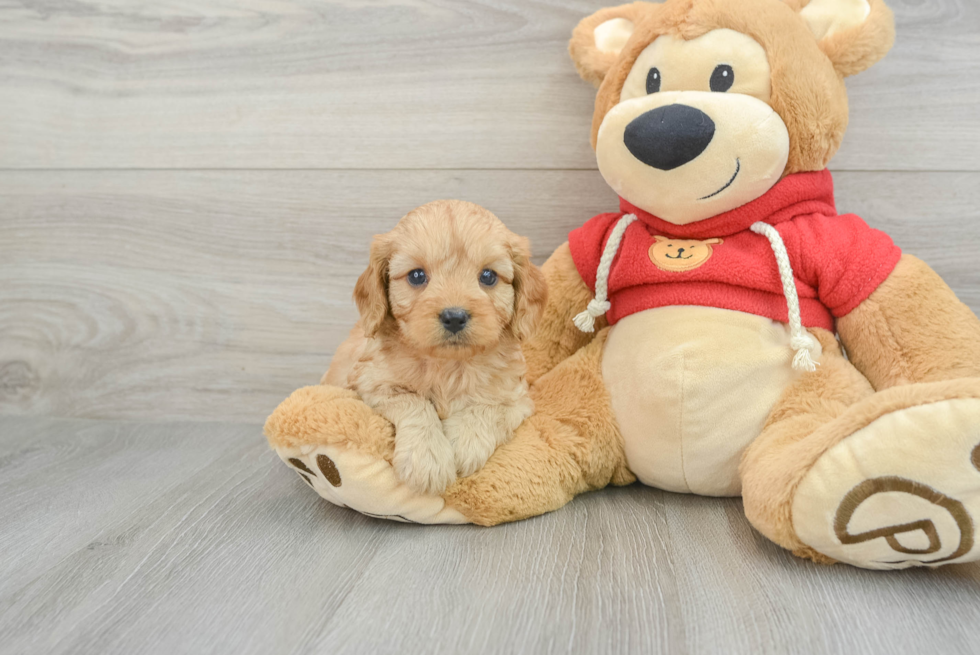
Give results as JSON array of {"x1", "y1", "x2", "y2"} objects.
[{"x1": 618, "y1": 169, "x2": 838, "y2": 240}]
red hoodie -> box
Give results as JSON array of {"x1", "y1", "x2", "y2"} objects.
[{"x1": 568, "y1": 170, "x2": 901, "y2": 331}]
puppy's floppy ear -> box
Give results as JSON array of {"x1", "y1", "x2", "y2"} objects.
[
  {"x1": 353, "y1": 234, "x2": 394, "y2": 338},
  {"x1": 508, "y1": 235, "x2": 548, "y2": 342},
  {"x1": 796, "y1": 0, "x2": 895, "y2": 77},
  {"x1": 569, "y1": 2, "x2": 650, "y2": 88}
]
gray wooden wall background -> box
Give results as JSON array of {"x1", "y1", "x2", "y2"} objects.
[{"x1": 2, "y1": 0, "x2": 979, "y2": 424}]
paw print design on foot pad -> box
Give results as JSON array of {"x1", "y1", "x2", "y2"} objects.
[
  {"x1": 277, "y1": 444, "x2": 469, "y2": 525},
  {"x1": 793, "y1": 397, "x2": 980, "y2": 569}
]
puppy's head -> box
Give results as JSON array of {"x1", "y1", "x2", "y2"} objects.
[{"x1": 354, "y1": 200, "x2": 547, "y2": 358}]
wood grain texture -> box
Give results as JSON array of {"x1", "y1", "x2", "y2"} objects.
[
  {"x1": 2, "y1": 1, "x2": 979, "y2": 651},
  {"x1": 2, "y1": 170, "x2": 979, "y2": 423},
  {"x1": 0, "y1": 0, "x2": 977, "y2": 171},
  {"x1": 0, "y1": 417, "x2": 978, "y2": 655}
]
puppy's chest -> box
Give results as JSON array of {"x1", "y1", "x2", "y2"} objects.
[{"x1": 420, "y1": 366, "x2": 521, "y2": 419}]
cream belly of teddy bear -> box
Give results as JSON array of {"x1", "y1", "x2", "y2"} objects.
[{"x1": 602, "y1": 305, "x2": 821, "y2": 496}]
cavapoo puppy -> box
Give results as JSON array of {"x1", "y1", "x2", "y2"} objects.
[{"x1": 323, "y1": 200, "x2": 548, "y2": 494}]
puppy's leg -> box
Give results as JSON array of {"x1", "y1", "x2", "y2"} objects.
[
  {"x1": 445, "y1": 399, "x2": 534, "y2": 477},
  {"x1": 369, "y1": 393, "x2": 456, "y2": 495}
]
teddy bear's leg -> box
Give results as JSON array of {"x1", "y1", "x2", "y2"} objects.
[
  {"x1": 741, "y1": 331, "x2": 876, "y2": 563},
  {"x1": 742, "y1": 325, "x2": 980, "y2": 569},
  {"x1": 444, "y1": 329, "x2": 635, "y2": 525}
]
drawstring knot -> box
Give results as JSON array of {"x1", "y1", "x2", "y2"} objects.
[
  {"x1": 573, "y1": 298, "x2": 611, "y2": 333},
  {"x1": 573, "y1": 214, "x2": 638, "y2": 333},
  {"x1": 751, "y1": 222, "x2": 820, "y2": 372}
]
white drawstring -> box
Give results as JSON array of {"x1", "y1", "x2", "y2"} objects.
[
  {"x1": 573, "y1": 214, "x2": 638, "y2": 333},
  {"x1": 750, "y1": 222, "x2": 820, "y2": 372}
]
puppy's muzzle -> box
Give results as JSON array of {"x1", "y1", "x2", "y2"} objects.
[
  {"x1": 623, "y1": 104, "x2": 715, "y2": 171},
  {"x1": 439, "y1": 308, "x2": 470, "y2": 335}
]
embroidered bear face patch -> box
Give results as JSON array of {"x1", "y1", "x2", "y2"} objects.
[{"x1": 649, "y1": 236, "x2": 723, "y2": 272}]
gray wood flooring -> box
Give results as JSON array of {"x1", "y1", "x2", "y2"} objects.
[
  {"x1": 3, "y1": 0, "x2": 980, "y2": 652},
  {"x1": 1, "y1": 416, "x2": 979, "y2": 655}
]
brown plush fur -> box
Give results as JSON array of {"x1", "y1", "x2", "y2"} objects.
[
  {"x1": 743, "y1": 370, "x2": 980, "y2": 563},
  {"x1": 569, "y1": 2, "x2": 651, "y2": 88},
  {"x1": 444, "y1": 330, "x2": 635, "y2": 526},
  {"x1": 522, "y1": 242, "x2": 604, "y2": 384},
  {"x1": 741, "y1": 329, "x2": 874, "y2": 560},
  {"x1": 265, "y1": 385, "x2": 396, "y2": 464},
  {"x1": 812, "y1": 0, "x2": 895, "y2": 78},
  {"x1": 837, "y1": 254, "x2": 980, "y2": 389}
]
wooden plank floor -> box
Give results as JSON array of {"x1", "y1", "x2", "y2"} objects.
[
  {"x1": 2, "y1": 0, "x2": 980, "y2": 652},
  {"x1": 0, "y1": 416, "x2": 978, "y2": 655}
]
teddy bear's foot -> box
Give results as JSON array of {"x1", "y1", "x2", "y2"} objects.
[
  {"x1": 276, "y1": 445, "x2": 468, "y2": 524},
  {"x1": 265, "y1": 385, "x2": 469, "y2": 524},
  {"x1": 791, "y1": 380, "x2": 980, "y2": 569}
]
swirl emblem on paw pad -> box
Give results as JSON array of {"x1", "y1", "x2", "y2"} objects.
[{"x1": 834, "y1": 476, "x2": 974, "y2": 565}]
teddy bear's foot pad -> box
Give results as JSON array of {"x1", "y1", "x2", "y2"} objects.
[
  {"x1": 792, "y1": 394, "x2": 980, "y2": 569},
  {"x1": 277, "y1": 444, "x2": 469, "y2": 525}
]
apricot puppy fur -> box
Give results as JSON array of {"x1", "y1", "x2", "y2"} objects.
[{"x1": 323, "y1": 200, "x2": 548, "y2": 494}]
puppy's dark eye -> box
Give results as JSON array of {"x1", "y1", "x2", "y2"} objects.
[
  {"x1": 646, "y1": 67, "x2": 662, "y2": 94},
  {"x1": 407, "y1": 269, "x2": 427, "y2": 287},
  {"x1": 710, "y1": 65, "x2": 734, "y2": 92},
  {"x1": 479, "y1": 269, "x2": 498, "y2": 287}
]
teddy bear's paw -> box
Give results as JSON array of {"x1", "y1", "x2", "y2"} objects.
[
  {"x1": 792, "y1": 385, "x2": 980, "y2": 570},
  {"x1": 276, "y1": 444, "x2": 469, "y2": 525},
  {"x1": 264, "y1": 385, "x2": 390, "y2": 452}
]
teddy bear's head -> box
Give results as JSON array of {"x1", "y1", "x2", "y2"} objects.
[{"x1": 570, "y1": 0, "x2": 894, "y2": 225}]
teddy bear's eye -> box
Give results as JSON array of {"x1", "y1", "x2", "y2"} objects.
[
  {"x1": 710, "y1": 64, "x2": 734, "y2": 92},
  {"x1": 407, "y1": 269, "x2": 427, "y2": 287},
  {"x1": 646, "y1": 67, "x2": 662, "y2": 94}
]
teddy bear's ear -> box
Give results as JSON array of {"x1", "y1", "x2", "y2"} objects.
[
  {"x1": 569, "y1": 3, "x2": 650, "y2": 88},
  {"x1": 797, "y1": 0, "x2": 895, "y2": 77}
]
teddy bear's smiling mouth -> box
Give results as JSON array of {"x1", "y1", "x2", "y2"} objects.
[
  {"x1": 698, "y1": 158, "x2": 741, "y2": 201},
  {"x1": 665, "y1": 252, "x2": 693, "y2": 260}
]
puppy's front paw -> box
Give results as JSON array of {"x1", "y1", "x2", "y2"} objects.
[
  {"x1": 444, "y1": 414, "x2": 510, "y2": 478},
  {"x1": 393, "y1": 429, "x2": 457, "y2": 495}
]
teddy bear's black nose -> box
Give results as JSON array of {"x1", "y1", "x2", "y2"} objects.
[
  {"x1": 624, "y1": 104, "x2": 716, "y2": 171},
  {"x1": 440, "y1": 308, "x2": 470, "y2": 334}
]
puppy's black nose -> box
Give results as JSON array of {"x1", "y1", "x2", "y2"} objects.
[
  {"x1": 440, "y1": 308, "x2": 469, "y2": 334},
  {"x1": 624, "y1": 104, "x2": 715, "y2": 171}
]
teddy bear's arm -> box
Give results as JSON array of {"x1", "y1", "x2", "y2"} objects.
[
  {"x1": 522, "y1": 242, "x2": 604, "y2": 384},
  {"x1": 837, "y1": 254, "x2": 980, "y2": 389}
]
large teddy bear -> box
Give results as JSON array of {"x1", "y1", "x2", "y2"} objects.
[{"x1": 266, "y1": 0, "x2": 980, "y2": 570}]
